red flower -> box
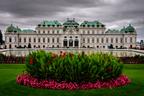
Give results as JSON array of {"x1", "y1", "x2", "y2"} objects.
[{"x1": 29, "y1": 57, "x2": 33, "y2": 65}]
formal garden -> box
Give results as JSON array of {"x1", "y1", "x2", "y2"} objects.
[{"x1": 0, "y1": 51, "x2": 144, "y2": 96}]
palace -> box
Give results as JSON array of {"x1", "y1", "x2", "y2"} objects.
[{"x1": 5, "y1": 18, "x2": 137, "y2": 49}]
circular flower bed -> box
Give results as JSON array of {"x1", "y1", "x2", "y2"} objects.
[
  {"x1": 16, "y1": 74, "x2": 131, "y2": 90},
  {"x1": 16, "y1": 50, "x2": 131, "y2": 90}
]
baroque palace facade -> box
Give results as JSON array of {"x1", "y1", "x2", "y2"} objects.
[{"x1": 5, "y1": 19, "x2": 137, "y2": 49}]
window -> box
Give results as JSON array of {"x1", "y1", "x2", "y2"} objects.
[
  {"x1": 34, "y1": 38, "x2": 36, "y2": 43},
  {"x1": 88, "y1": 30, "x2": 90, "y2": 34},
  {"x1": 83, "y1": 30, "x2": 85, "y2": 34},
  {"x1": 130, "y1": 37, "x2": 133, "y2": 43},
  {"x1": 9, "y1": 44, "x2": 11, "y2": 48},
  {"x1": 29, "y1": 38, "x2": 31, "y2": 42},
  {"x1": 101, "y1": 38, "x2": 104, "y2": 43},
  {"x1": 97, "y1": 38, "x2": 99, "y2": 43},
  {"x1": 43, "y1": 30, "x2": 45, "y2": 34},
  {"x1": 52, "y1": 30, "x2": 55, "y2": 34},
  {"x1": 57, "y1": 30, "x2": 59, "y2": 34},
  {"x1": 15, "y1": 37, "x2": 16, "y2": 42},
  {"x1": 43, "y1": 38, "x2": 45, "y2": 43},
  {"x1": 24, "y1": 38, "x2": 26, "y2": 43},
  {"x1": 111, "y1": 38, "x2": 113, "y2": 43},
  {"x1": 92, "y1": 30, "x2": 95, "y2": 34},
  {"x1": 47, "y1": 38, "x2": 49, "y2": 43},
  {"x1": 19, "y1": 38, "x2": 21, "y2": 42},
  {"x1": 116, "y1": 38, "x2": 118, "y2": 43},
  {"x1": 9, "y1": 37, "x2": 12, "y2": 42},
  {"x1": 87, "y1": 38, "x2": 90, "y2": 43},
  {"x1": 48, "y1": 30, "x2": 49, "y2": 34},
  {"x1": 125, "y1": 37, "x2": 127, "y2": 43},
  {"x1": 92, "y1": 38, "x2": 94, "y2": 43},
  {"x1": 38, "y1": 31, "x2": 40, "y2": 34},
  {"x1": 106, "y1": 38, "x2": 108, "y2": 43},
  {"x1": 52, "y1": 38, "x2": 54, "y2": 43},
  {"x1": 121, "y1": 38, "x2": 123, "y2": 43},
  {"x1": 38, "y1": 38, "x2": 40, "y2": 43},
  {"x1": 57, "y1": 38, "x2": 59, "y2": 43},
  {"x1": 83, "y1": 38, "x2": 85, "y2": 43}
]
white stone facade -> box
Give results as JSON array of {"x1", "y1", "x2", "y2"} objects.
[{"x1": 4, "y1": 19, "x2": 137, "y2": 49}]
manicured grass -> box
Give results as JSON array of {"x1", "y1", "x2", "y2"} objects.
[{"x1": 0, "y1": 64, "x2": 144, "y2": 96}]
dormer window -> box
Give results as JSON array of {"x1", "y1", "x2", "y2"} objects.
[
  {"x1": 43, "y1": 25, "x2": 45, "y2": 27},
  {"x1": 38, "y1": 24, "x2": 41, "y2": 27},
  {"x1": 83, "y1": 25, "x2": 85, "y2": 27},
  {"x1": 101, "y1": 25, "x2": 104, "y2": 28},
  {"x1": 92, "y1": 25, "x2": 95, "y2": 27}
]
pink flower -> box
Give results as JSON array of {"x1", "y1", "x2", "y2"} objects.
[{"x1": 16, "y1": 74, "x2": 131, "y2": 90}]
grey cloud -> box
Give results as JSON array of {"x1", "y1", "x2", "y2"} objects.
[{"x1": 0, "y1": 0, "x2": 143, "y2": 40}]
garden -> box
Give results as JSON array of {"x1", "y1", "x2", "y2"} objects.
[{"x1": 0, "y1": 51, "x2": 144, "y2": 96}]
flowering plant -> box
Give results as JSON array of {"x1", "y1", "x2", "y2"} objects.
[
  {"x1": 16, "y1": 73, "x2": 131, "y2": 90},
  {"x1": 25, "y1": 50, "x2": 123, "y2": 83}
]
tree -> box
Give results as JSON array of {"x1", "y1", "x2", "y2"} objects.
[{"x1": 0, "y1": 30, "x2": 4, "y2": 45}]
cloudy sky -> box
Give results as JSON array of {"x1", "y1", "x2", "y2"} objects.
[{"x1": 0, "y1": 0, "x2": 144, "y2": 41}]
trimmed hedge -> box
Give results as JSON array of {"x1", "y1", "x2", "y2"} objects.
[{"x1": 25, "y1": 51, "x2": 123, "y2": 83}]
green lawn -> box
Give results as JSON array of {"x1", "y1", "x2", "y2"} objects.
[{"x1": 0, "y1": 64, "x2": 144, "y2": 96}]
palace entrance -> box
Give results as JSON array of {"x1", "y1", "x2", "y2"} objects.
[{"x1": 63, "y1": 39, "x2": 79, "y2": 48}]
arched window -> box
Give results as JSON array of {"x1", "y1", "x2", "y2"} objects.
[
  {"x1": 92, "y1": 38, "x2": 94, "y2": 43},
  {"x1": 34, "y1": 38, "x2": 36, "y2": 43},
  {"x1": 130, "y1": 37, "x2": 133, "y2": 43},
  {"x1": 125, "y1": 37, "x2": 127, "y2": 43},
  {"x1": 29, "y1": 38, "x2": 31, "y2": 42},
  {"x1": 24, "y1": 38, "x2": 26, "y2": 43},
  {"x1": 57, "y1": 38, "x2": 59, "y2": 43},
  {"x1": 101, "y1": 38, "x2": 104, "y2": 43},
  {"x1": 9, "y1": 44, "x2": 11, "y2": 48},
  {"x1": 47, "y1": 38, "x2": 49, "y2": 43},
  {"x1": 87, "y1": 38, "x2": 90, "y2": 43},
  {"x1": 111, "y1": 38, "x2": 113, "y2": 43},
  {"x1": 43, "y1": 38, "x2": 45, "y2": 43},
  {"x1": 9, "y1": 37, "x2": 12, "y2": 42},
  {"x1": 97, "y1": 38, "x2": 99, "y2": 43},
  {"x1": 83, "y1": 38, "x2": 85, "y2": 43},
  {"x1": 106, "y1": 38, "x2": 108, "y2": 43},
  {"x1": 38, "y1": 38, "x2": 40, "y2": 43},
  {"x1": 115, "y1": 38, "x2": 118, "y2": 43},
  {"x1": 52, "y1": 38, "x2": 54, "y2": 43}
]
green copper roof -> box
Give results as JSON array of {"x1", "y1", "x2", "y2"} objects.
[
  {"x1": 6, "y1": 24, "x2": 21, "y2": 32},
  {"x1": 106, "y1": 29, "x2": 121, "y2": 34},
  {"x1": 63, "y1": 19, "x2": 79, "y2": 26},
  {"x1": 120, "y1": 24, "x2": 135, "y2": 33},
  {"x1": 38, "y1": 20, "x2": 62, "y2": 27},
  {"x1": 80, "y1": 21, "x2": 105, "y2": 27},
  {"x1": 22, "y1": 29, "x2": 34, "y2": 32}
]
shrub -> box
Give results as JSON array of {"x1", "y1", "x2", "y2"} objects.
[{"x1": 25, "y1": 50, "x2": 123, "y2": 83}]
